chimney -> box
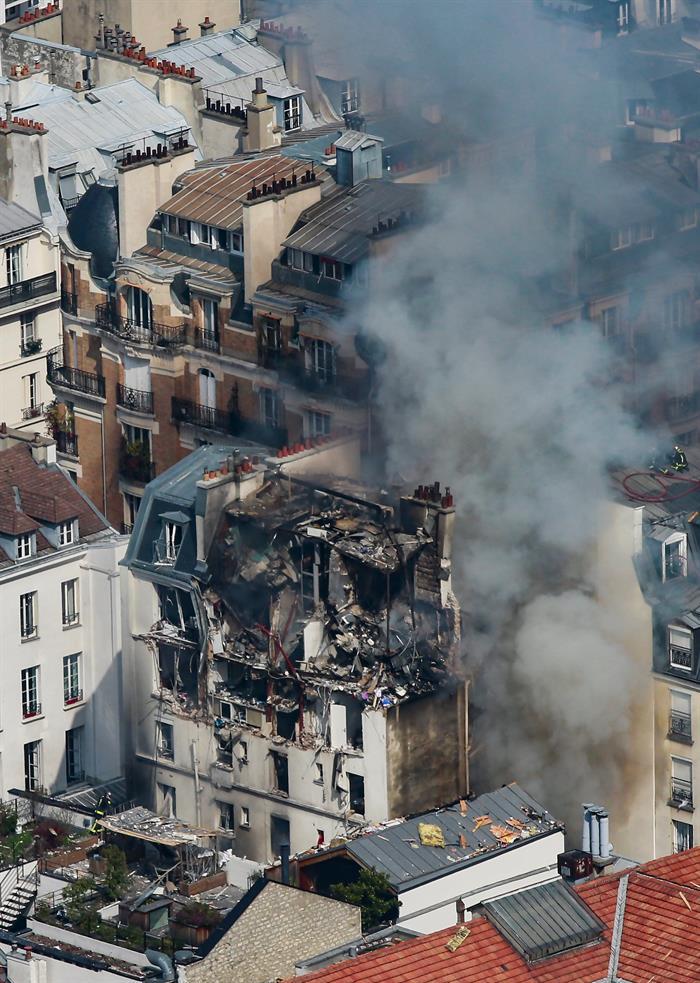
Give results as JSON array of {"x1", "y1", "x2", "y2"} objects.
[
  {"x1": 400, "y1": 482, "x2": 455, "y2": 606},
  {"x1": 244, "y1": 78, "x2": 280, "y2": 153},
  {"x1": 200, "y1": 15, "x2": 215, "y2": 37},
  {"x1": 456, "y1": 899, "x2": 466, "y2": 924},
  {"x1": 581, "y1": 803, "x2": 615, "y2": 871},
  {"x1": 172, "y1": 19, "x2": 188, "y2": 44},
  {"x1": 280, "y1": 843, "x2": 290, "y2": 884}
]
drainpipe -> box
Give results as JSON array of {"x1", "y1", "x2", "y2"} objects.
[{"x1": 190, "y1": 741, "x2": 201, "y2": 826}]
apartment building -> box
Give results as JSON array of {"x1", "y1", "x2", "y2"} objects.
[
  {"x1": 0, "y1": 426, "x2": 125, "y2": 801},
  {"x1": 121, "y1": 437, "x2": 467, "y2": 863},
  {"x1": 0, "y1": 198, "x2": 60, "y2": 433}
]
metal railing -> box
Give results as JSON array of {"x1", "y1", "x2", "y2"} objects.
[
  {"x1": 119, "y1": 455, "x2": 156, "y2": 484},
  {"x1": 64, "y1": 689, "x2": 83, "y2": 706},
  {"x1": 22, "y1": 703, "x2": 42, "y2": 719},
  {"x1": 0, "y1": 272, "x2": 57, "y2": 310},
  {"x1": 121, "y1": 522, "x2": 133, "y2": 535},
  {"x1": 60, "y1": 290, "x2": 78, "y2": 315},
  {"x1": 194, "y1": 330, "x2": 220, "y2": 353},
  {"x1": 293, "y1": 365, "x2": 369, "y2": 401},
  {"x1": 20, "y1": 339, "x2": 43, "y2": 357},
  {"x1": 670, "y1": 777, "x2": 694, "y2": 808},
  {"x1": 117, "y1": 384, "x2": 154, "y2": 415},
  {"x1": 171, "y1": 396, "x2": 287, "y2": 447},
  {"x1": 95, "y1": 302, "x2": 186, "y2": 350},
  {"x1": 55, "y1": 431, "x2": 78, "y2": 456},
  {"x1": 670, "y1": 647, "x2": 694, "y2": 670},
  {"x1": 669, "y1": 711, "x2": 692, "y2": 742},
  {"x1": 21, "y1": 403, "x2": 44, "y2": 421},
  {"x1": 47, "y1": 346, "x2": 105, "y2": 399}
]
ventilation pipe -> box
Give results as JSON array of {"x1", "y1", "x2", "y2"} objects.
[
  {"x1": 280, "y1": 843, "x2": 290, "y2": 885},
  {"x1": 582, "y1": 803, "x2": 613, "y2": 864},
  {"x1": 598, "y1": 812, "x2": 611, "y2": 861},
  {"x1": 146, "y1": 950, "x2": 175, "y2": 982},
  {"x1": 581, "y1": 803, "x2": 594, "y2": 853},
  {"x1": 589, "y1": 807, "x2": 601, "y2": 858}
]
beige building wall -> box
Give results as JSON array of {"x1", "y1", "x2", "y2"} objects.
[
  {"x1": 653, "y1": 674, "x2": 698, "y2": 854},
  {"x1": 590, "y1": 501, "x2": 655, "y2": 861},
  {"x1": 62, "y1": 0, "x2": 240, "y2": 54}
]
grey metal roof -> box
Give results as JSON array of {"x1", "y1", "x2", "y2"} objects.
[
  {"x1": 344, "y1": 783, "x2": 562, "y2": 891},
  {"x1": 0, "y1": 198, "x2": 41, "y2": 240},
  {"x1": 283, "y1": 180, "x2": 422, "y2": 264},
  {"x1": 334, "y1": 130, "x2": 383, "y2": 152},
  {"x1": 483, "y1": 880, "x2": 605, "y2": 962}
]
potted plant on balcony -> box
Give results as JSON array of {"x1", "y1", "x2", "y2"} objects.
[
  {"x1": 22, "y1": 337, "x2": 43, "y2": 356},
  {"x1": 168, "y1": 901, "x2": 222, "y2": 946},
  {"x1": 120, "y1": 438, "x2": 151, "y2": 482}
]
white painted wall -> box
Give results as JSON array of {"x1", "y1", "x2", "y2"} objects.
[
  {"x1": 0, "y1": 535, "x2": 126, "y2": 799},
  {"x1": 395, "y1": 830, "x2": 565, "y2": 934}
]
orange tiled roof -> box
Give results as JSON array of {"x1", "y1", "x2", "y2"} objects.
[{"x1": 292, "y1": 847, "x2": 700, "y2": 983}]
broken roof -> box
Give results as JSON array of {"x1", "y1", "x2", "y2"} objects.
[
  {"x1": 98, "y1": 806, "x2": 216, "y2": 848},
  {"x1": 289, "y1": 847, "x2": 700, "y2": 983},
  {"x1": 160, "y1": 154, "x2": 331, "y2": 229},
  {"x1": 300, "y1": 784, "x2": 562, "y2": 891}
]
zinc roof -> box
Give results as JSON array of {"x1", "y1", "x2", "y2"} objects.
[
  {"x1": 0, "y1": 198, "x2": 42, "y2": 240},
  {"x1": 133, "y1": 245, "x2": 237, "y2": 288},
  {"x1": 283, "y1": 180, "x2": 422, "y2": 263},
  {"x1": 160, "y1": 154, "x2": 329, "y2": 230},
  {"x1": 340, "y1": 783, "x2": 561, "y2": 891}
]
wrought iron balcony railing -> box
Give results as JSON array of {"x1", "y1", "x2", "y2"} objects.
[
  {"x1": 669, "y1": 711, "x2": 692, "y2": 743},
  {"x1": 20, "y1": 338, "x2": 43, "y2": 357},
  {"x1": 670, "y1": 777, "x2": 694, "y2": 808},
  {"x1": 47, "y1": 346, "x2": 106, "y2": 399},
  {"x1": 21, "y1": 403, "x2": 44, "y2": 421},
  {"x1": 195, "y1": 330, "x2": 220, "y2": 353},
  {"x1": 0, "y1": 272, "x2": 57, "y2": 310},
  {"x1": 171, "y1": 396, "x2": 287, "y2": 447},
  {"x1": 55, "y1": 431, "x2": 78, "y2": 456},
  {"x1": 22, "y1": 702, "x2": 42, "y2": 719},
  {"x1": 117, "y1": 384, "x2": 154, "y2": 415},
  {"x1": 95, "y1": 302, "x2": 186, "y2": 350}
]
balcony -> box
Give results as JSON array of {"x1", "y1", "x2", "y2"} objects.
[
  {"x1": 121, "y1": 522, "x2": 134, "y2": 535},
  {"x1": 670, "y1": 777, "x2": 694, "y2": 810},
  {"x1": 669, "y1": 711, "x2": 692, "y2": 744},
  {"x1": 20, "y1": 338, "x2": 42, "y2": 358},
  {"x1": 292, "y1": 366, "x2": 370, "y2": 402},
  {"x1": 21, "y1": 403, "x2": 44, "y2": 421},
  {"x1": 195, "y1": 330, "x2": 220, "y2": 354},
  {"x1": 47, "y1": 346, "x2": 105, "y2": 399},
  {"x1": 670, "y1": 646, "x2": 694, "y2": 671},
  {"x1": 259, "y1": 346, "x2": 284, "y2": 370},
  {"x1": 0, "y1": 272, "x2": 57, "y2": 311},
  {"x1": 119, "y1": 440, "x2": 155, "y2": 485},
  {"x1": 171, "y1": 396, "x2": 287, "y2": 447},
  {"x1": 55, "y1": 431, "x2": 78, "y2": 457},
  {"x1": 117, "y1": 384, "x2": 154, "y2": 415},
  {"x1": 95, "y1": 302, "x2": 186, "y2": 350},
  {"x1": 60, "y1": 290, "x2": 78, "y2": 316}
]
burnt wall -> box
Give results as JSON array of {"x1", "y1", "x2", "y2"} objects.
[{"x1": 386, "y1": 683, "x2": 468, "y2": 816}]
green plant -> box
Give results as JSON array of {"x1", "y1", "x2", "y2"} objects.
[
  {"x1": 171, "y1": 901, "x2": 222, "y2": 929},
  {"x1": 0, "y1": 804, "x2": 18, "y2": 838},
  {"x1": 63, "y1": 876, "x2": 97, "y2": 924},
  {"x1": 102, "y1": 845, "x2": 128, "y2": 900},
  {"x1": 0, "y1": 826, "x2": 33, "y2": 866},
  {"x1": 329, "y1": 868, "x2": 399, "y2": 932}
]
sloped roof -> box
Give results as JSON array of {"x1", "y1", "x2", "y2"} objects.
[
  {"x1": 0, "y1": 198, "x2": 42, "y2": 241},
  {"x1": 291, "y1": 848, "x2": 700, "y2": 983}
]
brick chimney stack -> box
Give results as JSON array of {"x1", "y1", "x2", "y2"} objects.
[
  {"x1": 172, "y1": 19, "x2": 188, "y2": 44},
  {"x1": 200, "y1": 15, "x2": 216, "y2": 37}
]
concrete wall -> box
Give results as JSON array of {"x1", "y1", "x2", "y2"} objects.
[
  {"x1": 396, "y1": 830, "x2": 565, "y2": 934},
  {"x1": 0, "y1": 33, "x2": 83, "y2": 89},
  {"x1": 117, "y1": 148, "x2": 196, "y2": 258}
]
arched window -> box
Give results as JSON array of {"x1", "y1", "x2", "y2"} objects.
[{"x1": 126, "y1": 286, "x2": 152, "y2": 330}]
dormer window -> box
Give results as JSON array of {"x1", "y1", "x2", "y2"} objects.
[
  {"x1": 663, "y1": 534, "x2": 688, "y2": 581},
  {"x1": 157, "y1": 521, "x2": 182, "y2": 564},
  {"x1": 59, "y1": 520, "x2": 75, "y2": 547},
  {"x1": 17, "y1": 533, "x2": 33, "y2": 560},
  {"x1": 670, "y1": 626, "x2": 694, "y2": 671}
]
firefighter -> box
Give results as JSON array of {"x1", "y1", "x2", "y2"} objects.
[
  {"x1": 671, "y1": 445, "x2": 689, "y2": 472},
  {"x1": 88, "y1": 792, "x2": 113, "y2": 833}
]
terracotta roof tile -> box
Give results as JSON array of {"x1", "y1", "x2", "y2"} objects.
[{"x1": 291, "y1": 847, "x2": 700, "y2": 983}]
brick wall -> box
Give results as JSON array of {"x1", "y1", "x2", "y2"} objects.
[{"x1": 185, "y1": 881, "x2": 361, "y2": 983}]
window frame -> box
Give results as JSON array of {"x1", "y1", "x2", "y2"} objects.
[
  {"x1": 21, "y1": 666, "x2": 40, "y2": 718},
  {"x1": 16, "y1": 533, "x2": 33, "y2": 560},
  {"x1": 673, "y1": 818, "x2": 694, "y2": 852},
  {"x1": 65, "y1": 726, "x2": 84, "y2": 784},
  {"x1": 259, "y1": 387, "x2": 279, "y2": 428},
  {"x1": 63, "y1": 653, "x2": 82, "y2": 705},
  {"x1": 23, "y1": 740, "x2": 41, "y2": 791},
  {"x1": 6, "y1": 243, "x2": 22, "y2": 285},
  {"x1": 283, "y1": 95, "x2": 302, "y2": 132},
  {"x1": 58, "y1": 520, "x2": 75, "y2": 547},
  {"x1": 669, "y1": 625, "x2": 693, "y2": 670},
  {"x1": 218, "y1": 801, "x2": 235, "y2": 832},
  {"x1": 157, "y1": 721, "x2": 174, "y2": 760},
  {"x1": 20, "y1": 591, "x2": 37, "y2": 639}
]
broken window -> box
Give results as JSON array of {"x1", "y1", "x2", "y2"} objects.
[
  {"x1": 158, "y1": 783, "x2": 177, "y2": 818},
  {"x1": 664, "y1": 537, "x2": 687, "y2": 581},
  {"x1": 299, "y1": 539, "x2": 329, "y2": 613},
  {"x1": 347, "y1": 773, "x2": 365, "y2": 816},
  {"x1": 219, "y1": 801, "x2": 234, "y2": 831},
  {"x1": 270, "y1": 815, "x2": 290, "y2": 857},
  {"x1": 276, "y1": 710, "x2": 296, "y2": 741},
  {"x1": 217, "y1": 735, "x2": 233, "y2": 767},
  {"x1": 272, "y1": 752, "x2": 289, "y2": 794},
  {"x1": 157, "y1": 722, "x2": 174, "y2": 759},
  {"x1": 157, "y1": 643, "x2": 199, "y2": 705}
]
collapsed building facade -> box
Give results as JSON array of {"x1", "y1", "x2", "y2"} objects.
[{"x1": 122, "y1": 434, "x2": 468, "y2": 863}]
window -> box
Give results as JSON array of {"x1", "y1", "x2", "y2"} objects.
[
  {"x1": 315, "y1": 762, "x2": 324, "y2": 784},
  {"x1": 24, "y1": 373, "x2": 39, "y2": 414},
  {"x1": 341, "y1": 78, "x2": 360, "y2": 115},
  {"x1": 126, "y1": 286, "x2": 152, "y2": 330},
  {"x1": 158, "y1": 783, "x2": 176, "y2": 818},
  {"x1": 63, "y1": 654, "x2": 82, "y2": 704},
  {"x1": 20, "y1": 592, "x2": 37, "y2": 639},
  {"x1": 259, "y1": 387, "x2": 279, "y2": 428},
  {"x1": 322, "y1": 257, "x2": 344, "y2": 281},
  {"x1": 58, "y1": 520, "x2": 74, "y2": 547},
  {"x1": 217, "y1": 735, "x2": 233, "y2": 767},
  {"x1": 230, "y1": 231, "x2": 243, "y2": 253},
  {"x1": 157, "y1": 722, "x2": 174, "y2": 759},
  {"x1": 219, "y1": 802, "x2": 234, "y2": 831},
  {"x1": 202, "y1": 298, "x2": 218, "y2": 338},
  {"x1": 283, "y1": 95, "x2": 302, "y2": 132},
  {"x1": 66, "y1": 727, "x2": 84, "y2": 783},
  {"x1": 348, "y1": 773, "x2": 365, "y2": 816},
  {"x1": 637, "y1": 221, "x2": 654, "y2": 242},
  {"x1": 216, "y1": 227, "x2": 228, "y2": 250},
  {"x1": 306, "y1": 410, "x2": 332, "y2": 439},
  {"x1": 23, "y1": 740, "x2": 41, "y2": 791},
  {"x1": 664, "y1": 291, "x2": 690, "y2": 334},
  {"x1": 288, "y1": 248, "x2": 313, "y2": 272},
  {"x1": 124, "y1": 493, "x2": 141, "y2": 532},
  {"x1": 658, "y1": 0, "x2": 673, "y2": 25},
  {"x1": 671, "y1": 756, "x2": 693, "y2": 808},
  {"x1": 123, "y1": 424, "x2": 152, "y2": 456},
  {"x1": 21, "y1": 667, "x2": 40, "y2": 718},
  {"x1": 6, "y1": 244, "x2": 21, "y2": 285},
  {"x1": 270, "y1": 815, "x2": 290, "y2": 857},
  {"x1": 306, "y1": 338, "x2": 336, "y2": 382},
  {"x1": 239, "y1": 740, "x2": 248, "y2": 763},
  {"x1": 164, "y1": 521, "x2": 183, "y2": 562},
  {"x1": 20, "y1": 313, "x2": 36, "y2": 351},
  {"x1": 611, "y1": 226, "x2": 632, "y2": 251},
  {"x1": 198, "y1": 367, "x2": 216, "y2": 408},
  {"x1": 240, "y1": 806, "x2": 250, "y2": 828},
  {"x1": 193, "y1": 223, "x2": 214, "y2": 247},
  {"x1": 272, "y1": 752, "x2": 289, "y2": 794},
  {"x1": 17, "y1": 534, "x2": 33, "y2": 560},
  {"x1": 176, "y1": 217, "x2": 190, "y2": 238},
  {"x1": 670, "y1": 626, "x2": 693, "y2": 670},
  {"x1": 679, "y1": 208, "x2": 698, "y2": 231},
  {"x1": 664, "y1": 536, "x2": 687, "y2": 581},
  {"x1": 673, "y1": 819, "x2": 694, "y2": 852},
  {"x1": 670, "y1": 690, "x2": 692, "y2": 742},
  {"x1": 599, "y1": 306, "x2": 621, "y2": 339}
]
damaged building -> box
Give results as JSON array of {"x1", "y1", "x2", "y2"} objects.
[{"x1": 121, "y1": 432, "x2": 468, "y2": 863}]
